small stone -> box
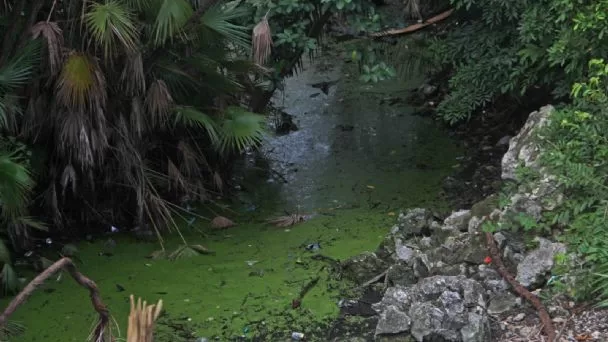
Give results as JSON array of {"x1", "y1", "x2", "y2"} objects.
[{"x1": 512, "y1": 313, "x2": 525, "y2": 322}]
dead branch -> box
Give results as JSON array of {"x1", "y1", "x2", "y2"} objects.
[
  {"x1": 484, "y1": 231, "x2": 556, "y2": 341},
  {"x1": 356, "y1": 269, "x2": 388, "y2": 290},
  {"x1": 0, "y1": 257, "x2": 111, "y2": 342},
  {"x1": 127, "y1": 295, "x2": 163, "y2": 342},
  {"x1": 369, "y1": 8, "x2": 455, "y2": 38}
]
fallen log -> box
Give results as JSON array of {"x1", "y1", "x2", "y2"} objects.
[
  {"x1": 0, "y1": 257, "x2": 111, "y2": 342},
  {"x1": 369, "y1": 8, "x2": 455, "y2": 38}
]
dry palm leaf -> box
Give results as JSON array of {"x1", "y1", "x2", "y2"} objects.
[
  {"x1": 167, "y1": 244, "x2": 213, "y2": 260},
  {"x1": 211, "y1": 216, "x2": 234, "y2": 229},
  {"x1": 252, "y1": 11, "x2": 272, "y2": 65},
  {"x1": 145, "y1": 79, "x2": 173, "y2": 126},
  {"x1": 266, "y1": 213, "x2": 307, "y2": 228},
  {"x1": 31, "y1": 21, "x2": 64, "y2": 76},
  {"x1": 127, "y1": 295, "x2": 163, "y2": 342}
]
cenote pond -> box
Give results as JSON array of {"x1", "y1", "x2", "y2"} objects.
[{"x1": 2, "y1": 45, "x2": 464, "y2": 341}]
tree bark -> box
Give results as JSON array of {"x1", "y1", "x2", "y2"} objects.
[{"x1": 0, "y1": 257, "x2": 111, "y2": 342}]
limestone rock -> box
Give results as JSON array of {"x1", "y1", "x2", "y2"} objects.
[
  {"x1": 373, "y1": 276, "x2": 488, "y2": 342},
  {"x1": 502, "y1": 105, "x2": 553, "y2": 181},
  {"x1": 443, "y1": 210, "x2": 472, "y2": 232},
  {"x1": 516, "y1": 238, "x2": 567, "y2": 288}
]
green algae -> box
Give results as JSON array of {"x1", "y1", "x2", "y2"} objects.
[
  {"x1": 0, "y1": 43, "x2": 464, "y2": 342},
  {"x1": 1, "y1": 208, "x2": 394, "y2": 341}
]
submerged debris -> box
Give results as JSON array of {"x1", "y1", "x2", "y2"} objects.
[
  {"x1": 266, "y1": 213, "x2": 309, "y2": 227},
  {"x1": 211, "y1": 216, "x2": 235, "y2": 229}
]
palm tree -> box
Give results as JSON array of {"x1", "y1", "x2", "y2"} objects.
[{"x1": 0, "y1": 0, "x2": 267, "y2": 252}]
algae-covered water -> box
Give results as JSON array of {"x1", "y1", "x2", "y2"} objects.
[{"x1": 2, "y1": 48, "x2": 463, "y2": 341}]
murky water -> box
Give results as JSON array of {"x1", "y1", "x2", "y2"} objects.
[
  {"x1": 2, "y1": 48, "x2": 464, "y2": 342},
  {"x1": 240, "y1": 49, "x2": 462, "y2": 215}
]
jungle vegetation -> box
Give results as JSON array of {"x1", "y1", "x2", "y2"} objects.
[{"x1": 2, "y1": 0, "x2": 608, "y2": 310}]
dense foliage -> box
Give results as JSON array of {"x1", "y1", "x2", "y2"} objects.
[{"x1": 426, "y1": 0, "x2": 608, "y2": 303}]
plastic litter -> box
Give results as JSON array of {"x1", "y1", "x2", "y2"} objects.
[
  {"x1": 291, "y1": 332, "x2": 305, "y2": 340},
  {"x1": 45, "y1": 238, "x2": 52, "y2": 245},
  {"x1": 305, "y1": 242, "x2": 321, "y2": 251}
]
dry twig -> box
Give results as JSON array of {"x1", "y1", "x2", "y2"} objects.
[{"x1": 0, "y1": 257, "x2": 111, "y2": 342}]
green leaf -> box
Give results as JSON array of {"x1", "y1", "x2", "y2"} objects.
[
  {"x1": 85, "y1": 1, "x2": 140, "y2": 58},
  {"x1": 153, "y1": 0, "x2": 193, "y2": 46},
  {"x1": 219, "y1": 106, "x2": 266, "y2": 154},
  {"x1": 173, "y1": 106, "x2": 219, "y2": 143}
]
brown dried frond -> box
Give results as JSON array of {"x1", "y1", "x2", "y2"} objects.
[
  {"x1": 176, "y1": 140, "x2": 199, "y2": 178},
  {"x1": 212, "y1": 170, "x2": 223, "y2": 192},
  {"x1": 127, "y1": 295, "x2": 163, "y2": 342},
  {"x1": 130, "y1": 96, "x2": 145, "y2": 137},
  {"x1": 167, "y1": 159, "x2": 186, "y2": 191},
  {"x1": 211, "y1": 216, "x2": 235, "y2": 229},
  {"x1": 56, "y1": 52, "x2": 107, "y2": 111},
  {"x1": 31, "y1": 21, "x2": 64, "y2": 76},
  {"x1": 266, "y1": 214, "x2": 307, "y2": 228},
  {"x1": 145, "y1": 79, "x2": 173, "y2": 127},
  {"x1": 252, "y1": 14, "x2": 272, "y2": 65},
  {"x1": 121, "y1": 52, "x2": 146, "y2": 95},
  {"x1": 60, "y1": 164, "x2": 77, "y2": 196}
]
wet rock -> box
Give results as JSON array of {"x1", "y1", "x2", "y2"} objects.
[
  {"x1": 502, "y1": 105, "x2": 553, "y2": 181},
  {"x1": 342, "y1": 252, "x2": 388, "y2": 285},
  {"x1": 443, "y1": 210, "x2": 472, "y2": 232},
  {"x1": 487, "y1": 292, "x2": 518, "y2": 315},
  {"x1": 375, "y1": 305, "x2": 411, "y2": 336},
  {"x1": 396, "y1": 208, "x2": 433, "y2": 238},
  {"x1": 387, "y1": 262, "x2": 417, "y2": 287},
  {"x1": 373, "y1": 276, "x2": 488, "y2": 342},
  {"x1": 516, "y1": 237, "x2": 566, "y2": 288},
  {"x1": 395, "y1": 240, "x2": 417, "y2": 263}
]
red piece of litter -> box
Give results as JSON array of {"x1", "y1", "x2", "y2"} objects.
[{"x1": 484, "y1": 256, "x2": 492, "y2": 264}]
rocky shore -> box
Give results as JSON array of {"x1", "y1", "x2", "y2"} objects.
[{"x1": 329, "y1": 106, "x2": 608, "y2": 342}]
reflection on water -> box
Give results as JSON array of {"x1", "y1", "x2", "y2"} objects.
[{"x1": 239, "y1": 54, "x2": 463, "y2": 215}]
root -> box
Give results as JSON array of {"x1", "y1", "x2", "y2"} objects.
[
  {"x1": 484, "y1": 231, "x2": 556, "y2": 341},
  {"x1": 0, "y1": 257, "x2": 111, "y2": 342}
]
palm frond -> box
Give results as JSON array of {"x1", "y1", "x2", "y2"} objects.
[
  {"x1": 168, "y1": 244, "x2": 211, "y2": 260},
  {"x1": 124, "y1": 0, "x2": 154, "y2": 11},
  {"x1": 121, "y1": 52, "x2": 146, "y2": 95},
  {"x1": 0, "y1": 239, "x2": 10, "y2": 264},
  {"x1": 153, "y1": 0, "x2": 193, "y2": 46},
  {"x1": 0, "y1": 39, "x2": 40, "y2": 93},
  {"x1": 31, "y1": 21, "x2": 64, "y2": 76},
  {"x1": 86, "y1": 0, "x2": 139, "y2": 58},
  {"x1": 56, "y1": 52, "x2": 106, "y2": 110},
  {"x1": 0, "y1": 320, "x2": 26, "y2": 340},
  {"x1": 252, "y1": 14, "x2": 272, "y2": 65},
  {"x1": 0, "y1": 152, "x2": 33, "y2": 219},
  {"x1": 145, "y1": 79, "x2": 173, "y2": 126},
  {"x1": 1, "y1": 263, "x2": 20, "y2": 295},
  {"x1": 173, "y1": 106, "x2": 218, "y2": 143},
  {"x1": 218, "y1": 106, "x2": 265, "y2": 154},
  {"x1": 200, "y1": 4, "x2": 251, "y2": 49}
]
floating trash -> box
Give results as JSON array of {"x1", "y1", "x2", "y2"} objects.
[
  {"x1": 45, "y1": 238, "x2": 52, "y2": 245},
  {"x1": 110, "y1": 225, "x2": 119, "y2": 233},
  {"x1": 305, "y1": 242, "x2": 321, "y2": 251},
  {"x1": 291, "y1": 332, "x2": 305, "y2": 340},
  {"x1": 24, "y1": 251, "x2": 33, "y2": 257},
  {"x1": 245, "y1": 260, "x2": 259, "y2": 267}
]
